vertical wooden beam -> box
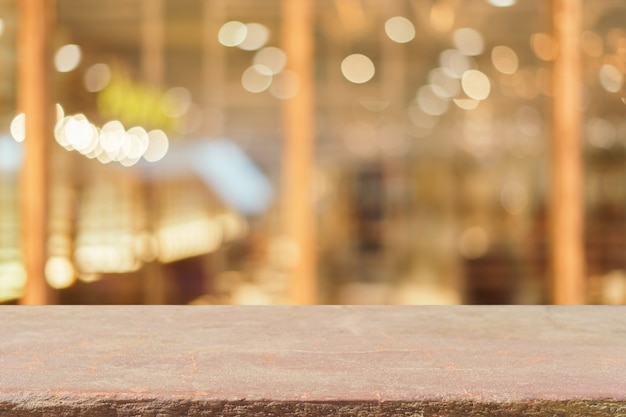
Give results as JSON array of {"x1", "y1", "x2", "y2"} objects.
[
  {"x1": 202, "y1": 0, "x2": 225, "y2": 131},
  {"x1": 141, "y1": 0, "x2": 164, "y2": 88},
  {"x1": 282, "y1": 0, "x2": 317, "y2": 304},
  {"x1": 551, "y1": 0, "x2": 585, "y2": 304},
  {"x1": 18, "y1": 0, "x2": 55, "y2": 304},
  {"x1": 141, "y1": 0, "x2": 166, "y2": 304}
]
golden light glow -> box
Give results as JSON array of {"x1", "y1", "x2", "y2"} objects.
[
  {"x1": 491, "y1": 46, "x2": 519, "y2": 75},
  {"x1": 530, "y1": 33, "x2": 557, "y2": 61},
  {"x1": 157, "y1": 217, "x2": 223, "y2": 263},
  {"x1": 581, "y1": 30, "x2": 603, "y2": 57},
  {"x1": 45, "y1": 256, "x2": 76, "y2": 289},
  {"x1": 429, "y1": 2, "x2": 455, "y2": 33},
  {"x1": 0, "y1": 261, "x2": 27, "y2": 302},
  {"x1": 231, "y1": 283, "x2": 272, "y2": 305}
]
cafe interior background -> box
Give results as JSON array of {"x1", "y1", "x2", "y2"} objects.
[{"x1": 0, "y1": 0, "x2": 625, "y2": 305}]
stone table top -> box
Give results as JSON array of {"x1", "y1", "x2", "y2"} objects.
[{"x1": 0, "y1": 306, "x2": 625, "y2": 416}]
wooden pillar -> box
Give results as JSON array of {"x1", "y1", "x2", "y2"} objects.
[
  {"x1": 18, "y1": 0, "x2": 55, "y2": 304},
  {"x1": 551, "y1": 0, "x2": 585, "y2": 304},
  {"x1": 141, "y1": 0, "x2": 166, "y2": 304},
  {"x1": 282, "y1": 0, "x2": 317, "y2": 304},
  {"x1": 141, "y1": 0, "x2": 164, "y2": 88},
  {"x1": 203, "y1": 0, "x2": 225, "y2": 132}
]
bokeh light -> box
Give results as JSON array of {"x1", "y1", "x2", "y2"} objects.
[
  {"x1": 439, "y1": 49, "x2": 473, "y2": 79},
  {"x1": 581, "y1": 30, "x2": 603, "y2": 57},
  {"x1": 586, "y1": 117, "x2": 616, "y2": 149},
  {"x1": 341, "y1": 54, "x2": 375, "y2": 84},
  {"x1": 45, "y1": 256, "x2": 76, "y2": 289},
  {"x1": 416, "y1": 85, "x2": 449, "y2": 116},
  {"x1": 239, "y1": 23, "x2": 270, "y2": 51},
  {"x1": 64, "y1": 114, "x2": 94, "y2": 152},
  {"x1": 599, "y1": 64, "x2": 623, "y2": 93},
  {"x1": 487, "y1": 0, "x2": 516, "y2": 6},
  {"x1": 429, "y1": 2, "x2": 455, "y2": 33},
  {"x1": 218, "y1": 21, "x2": 247, "y2": 47},
  {"x1": 143, "y1": 129, "x2": 169, "y2": 162},
  {"x1": 429, "y1": 67, "x2": 461, "y2": 98},
  {"x1": 10, "y1": 113, "x2": 26, "y2": 142},
  {"x1": 385, "y1": 16, "x2": 415, "y2": 43},
  {"x1": 242, "y1": 64, "x2": 273, "y2": 93},
  {"x1": 461, "y1": 69, "x2": 491, "y2": 100},
  {"x1": 491, "y1": 46, "x2": 519, "y2": 75},
  {"x1": 99, "y1": 120, "x2": 126, "y2": 156},
  {"x1": 453, "y1": 98, "x2": 480, "y2": 110},
  {"x1": 0, "y1": 261, "x2": 27, "y2": 302},
  {"x1": 84, "y1": 63, "x2": 111, "y2": 92},
  {"x1": 269, "y1": 70, "x2": 300, "y2": 100},
  {"x1": 453, "y1": 28, "x2": 484, "y2": 56},
  {"x1": 54, "y1": 44, "x2": 82, "y2": 72},
  {"x1": 500, "y1": 181, "x2": 528, "y2": 215},
  {"x1": 162, "y1": 86, "x2": 192, "y2": 117},
  {"x1": 530, "y1": 33, "x2": 557, "y2": 61},
  {"x1": 254, "y1": 47, "x2": 287, "y2": 74}
]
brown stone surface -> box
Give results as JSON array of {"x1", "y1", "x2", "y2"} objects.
[{"x1": 0, "y1": 306, "x2": 625, "y2": 416}]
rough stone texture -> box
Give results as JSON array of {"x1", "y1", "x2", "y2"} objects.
[{"x1": 0, "y1": 306, "x2": 625, "y2": 416}]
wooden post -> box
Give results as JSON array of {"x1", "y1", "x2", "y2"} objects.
[
  {"x1": 282, "y1": 0, "x2": 317, "y2": 304},
  {"x1": 551, "y1": 0, "x2": 585, "y2": 304},
  {"x1": 18, "y1": 0, "x2": 55, "y2": 304},
  {"x1": 202, "y1": 0, "x2": 225, "y2": 133},
  {"x1": 141, "y1": 0, "x2": 166, "y2": 304},
  {"x1": 141, "y1": 0, "x2": 164, "y2": 89}
]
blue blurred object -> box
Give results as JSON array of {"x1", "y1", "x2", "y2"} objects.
[
  {"x1": 0, "y1": 135, "x2": 24, "y2": 172},
  {"x1": 190, "y1": 139, "x2": 274, "y2": 216}
]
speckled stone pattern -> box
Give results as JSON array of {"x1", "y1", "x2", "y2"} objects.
[{"x1": 0, "y1": 306, "x2": 625, "y2": 416}]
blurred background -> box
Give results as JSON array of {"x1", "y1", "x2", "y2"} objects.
[{"x1": 0, "y1": 0, "x2": 625, "y2": 305}]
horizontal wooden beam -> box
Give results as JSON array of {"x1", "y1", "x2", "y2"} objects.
[{"x1": 1, "y1": 307, "x2": 624, "y2": 416}]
